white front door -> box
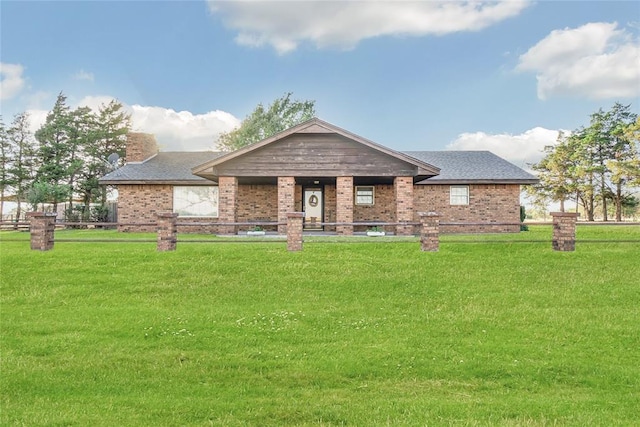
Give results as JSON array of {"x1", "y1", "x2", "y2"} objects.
[{"x1": 304, "y1": 188, "x2": 323, "y2": 230}]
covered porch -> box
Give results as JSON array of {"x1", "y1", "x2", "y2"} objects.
[
  {"x1": 215, "y1": 175, "x2": 418, "y2": 235},
  {"x1": 192, "y1": 118, "x2": 440, "y2": 235}
]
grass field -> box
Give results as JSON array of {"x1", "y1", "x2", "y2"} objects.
[{"x1": 1, "y1": 226, "x2": 639, "y2": 426}]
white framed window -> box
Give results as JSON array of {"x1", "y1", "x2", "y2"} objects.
[
  {"x1": 355, "y1": 186, "x2": 375, "y2": 206},
  {"x1": 450, "y1": 185, "x2": 469, "y2": 205},
  {"x1": 173, "y1": 186, "x2": 219, "y2": 217}
]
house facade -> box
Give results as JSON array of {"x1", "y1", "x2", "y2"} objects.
[{"x1": 100, "y1": 118, "x2": 537, "y2": 234}]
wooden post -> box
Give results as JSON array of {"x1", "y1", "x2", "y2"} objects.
[
  {"x1": 551, "y1": 212, "x2": 579, "y2": 251},
  {"x1": 287, "y1": 212, "x2": 304, "y2": 252},
  {"x1": 157, "y1": 212, "x2": 178, "y2": 251},
  {"x1": 27, "y1": 212, "x2": 56, "y2": 251},
  {"x1": 419, "y1": 212, "x2": 440, "y2": 252}
]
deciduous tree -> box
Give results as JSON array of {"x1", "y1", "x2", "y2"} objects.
[
  {"x1": 530, "y1": 103, "x2": 638, "y2": 221},
  {"x1": 217, "y1": 92, "x2": 315, "y2": 151}
]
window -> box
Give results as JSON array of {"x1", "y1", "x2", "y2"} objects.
[
  {"x1": 355, "y1": 186, "x2": 375, "y2": 205},
  {"x1": 173, "y1": 186, "x2": 218, "y2": 217},
  {"x1": 450, "y1": 186, "x2": 469, "y2": 205}
]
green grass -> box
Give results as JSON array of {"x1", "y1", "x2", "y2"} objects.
[{"x1": 1, "y1": 226, "x2": 639, "y2": 426}]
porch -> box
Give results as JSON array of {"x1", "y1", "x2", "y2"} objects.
[{"x1": 219, "y1": 176, "x2": 417, "y2": 235}]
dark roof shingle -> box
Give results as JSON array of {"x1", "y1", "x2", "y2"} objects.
[
  {"x1": 403, "y1": 151, "x2": 537, "y2": 184},
  {"x1": 100, "y1": 150, "x2": 537, "y2": 184},
  {"x1": 99, "y1": 152, "x2": 225, "y2": 184}
]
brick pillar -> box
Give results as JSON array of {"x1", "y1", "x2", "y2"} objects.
[
  {"x1": 218, "y1": 176, "x2": 238, "y2": 235},
  {"x1": 278, "y1": 177, "x2": 295, "y2": 234},
  {"x1": 419, "y1": 212, "x2": 440, "y2": 252},
  {"x1": 27, "y1": 212, "x2": 56, "y2": 251},
  {"x1": 395, "y1": 176, "x2": 414, "y2": 235},
  {"x1": 551, "y1": 212, "x2": 579, "y2": 251},
  {"x1": 336, "y1": 176, "x2": 353, "y2": 235},
  {"x1": 287, "y1": 212, "x2": 304, "y2": 251},
  {"x1": 157, "y1": 212, "x2": 178, "y2": 251}
]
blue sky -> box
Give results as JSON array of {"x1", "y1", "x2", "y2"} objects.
[{"x1": 1, "y1": 0, "x2": 639, "y2": 169}]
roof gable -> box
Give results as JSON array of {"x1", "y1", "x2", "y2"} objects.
[{"x1": 192, "y1": 118, "x2": 440, "y2": 179}]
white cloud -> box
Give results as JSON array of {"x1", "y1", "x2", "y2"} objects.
[
  {"x1": 446, "y1": 127, "x2": 560, "y2": 171},
  {"x1": 72, "y1": 69, "x2": 95, "y2": 82},
  {"x1": 0, "y1": 62, "x2": 26, "y2": 100},
  {"x1": 209, "y1": 0, "x2": 530, "y2": 54},
  {"x1": 129, "y1": 105, "x2": 239, "y2": 151},
  {"x1": 26, "y1": 96, "x2": 240, "y2": 151},
  {"x1": 517, "y1": 22, "x2": 640, "y2": 100}
]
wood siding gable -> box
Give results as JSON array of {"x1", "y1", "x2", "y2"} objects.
[{"x1": 193, "y1": 118, "x2": 440, "y2": 179}]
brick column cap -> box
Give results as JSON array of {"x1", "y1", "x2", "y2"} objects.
[
  {"x1": 156, "y1": 212, "x2": 178, "y2": 218},
  {"x1": 550, "y1": 212, "x2": 580, "y2": 218},
  {"x1": 418, "y1": 212, "x2": 440, "y2": 218},
  {"x1": 287, "y1": 212, "x2": 304, "y2": 218},
  {"x1": 26, "y1": 212, "x2": 57, "y2": 218}
]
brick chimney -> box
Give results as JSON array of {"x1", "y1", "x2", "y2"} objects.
[{"x1": 126, "y1": 132, "x2": 159, "y2": 163}]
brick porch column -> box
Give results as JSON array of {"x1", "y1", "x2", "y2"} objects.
[
  {"x1": 218, "y1": 176, "x2": 238, "y2": 235},
  {"x1": 278, "y1": 177, "x2": 295, "y2": 234},
  {"x1": 419, "y1": 212, "x2": 440, "y2": 252},
  {"x1": 287, "y1": 212, "x2": 304, "y2": 251},
  {"x1": 336, "y1": 176, "x2": 353, "y2": 235},
  {"x1": 551, "y1": 212, "x2": 579, "y2": 251},
  {"x1": 156, "y1": 212, "x2": 178, "y2": 251},
  {"x1": 27, "y1": 212, "x2": 56, "y2": 251},
  {"x1": 395, "y1": 176, "x2": 414, "y2": 235}
]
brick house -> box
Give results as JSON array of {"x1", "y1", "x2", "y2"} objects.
[{"x1": 99, "y1": 118, "x2": 537, "y2": 234}]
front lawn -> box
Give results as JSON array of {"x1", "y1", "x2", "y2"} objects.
[{"x1": 1, "y1": 226, "x2": 639, "y2": 425}]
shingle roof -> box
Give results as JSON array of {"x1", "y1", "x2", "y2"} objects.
[
  {"x1": 403, "y1": 151, "x2": 537, "y2": 184},
  {"x1": 99, "y1": 152, "x2": 225, "y2": 184},
  {"x1": 99, "y1": 150, "x2": 537, "y2": 184}
]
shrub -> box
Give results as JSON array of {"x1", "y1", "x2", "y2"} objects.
[{"x1": 520, "y1": 205, "x2": 529, "y2": 231}]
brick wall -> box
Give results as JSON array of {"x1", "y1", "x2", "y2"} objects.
[
  {"x1": 126, "y1": 133, "x2": 158, "y2": 163},
  {"x1": 237, "y1": 184, "x2": 278, "y2": 231},
  {"x1": 117, "y1": 184, "x2": 221, "y2": 233},
  {"x1": 353, "y1": 185, "x2": 395, "y2": 232},
  {"x1": 324, "y1": 185, "x2": 337, "y2": 232},
  {"x1": 414, "y1": 184, "x2": 521, "y2": 233},
  {"x1": 118, "y1": 184, "x2": 172, "y2": 232},
  {"x1": 117, "y1": 182, "x2": 522, "y2": 234}
]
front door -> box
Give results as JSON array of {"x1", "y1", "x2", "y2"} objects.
[{"x1": 303, "y1": 188, "x2": 323, "y2": 230}]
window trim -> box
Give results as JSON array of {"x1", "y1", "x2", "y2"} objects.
[
  {"x1": 355, "y1": 186, "x2": 375, "y2": 206},
  {"x1": 173, "y1": 185, "x2": 219, "y2": 218},
  {"x1": 450, "y1": 185, "x2": 469, "y2": 206}
]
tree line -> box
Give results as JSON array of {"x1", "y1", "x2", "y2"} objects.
[
  {"x1": 528, "y1": 103, "x2": 639, "y2": 221},
  {"x1": 0, "y1": 93, "x2": 130, "y2": 222}
]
